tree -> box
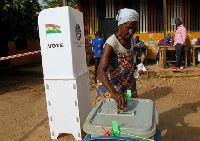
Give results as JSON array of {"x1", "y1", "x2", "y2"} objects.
[
  {"x1": 65, "y1": 0, "x2": 77, "y2": 8},
  {"x1": 0, "y1": 0, "x2": 41, "y2": 66},
  {"x1": 42, "y1": 0, "x2": 63, "y2": 8},
  {"x1": 42, "y1": 0, "x2": 77, "y2": 9},
  {"x1": 1, "y1": 0, "x2": 41, "y2": 41}
]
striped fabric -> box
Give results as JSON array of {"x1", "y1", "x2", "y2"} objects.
[{"x1": 95, "y1": 50, "x2": 138, "y2": 104}]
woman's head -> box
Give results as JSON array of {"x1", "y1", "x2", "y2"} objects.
[
  {"x1": 116, "y1": 8, "x2": 139, "y2": 40},
  {"x1": 116, "y1": 8, "x2": 139, "y2": 26}
]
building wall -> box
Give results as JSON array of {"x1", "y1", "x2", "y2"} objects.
[
  {"x1": 78, "y1": 0, "x2": 200, "y2": 59},
  {"x1": 134, "y1": 32, "x2": 200, "y2": 59},
  {"x1": 8, "y1": 40, "x2": 41, "y2": 65},
  {"x1": 86, "y1": 32, "x2": 200, "y2": 59}
]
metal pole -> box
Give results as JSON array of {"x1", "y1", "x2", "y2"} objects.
[{"x1": 163, "y1": 0, "x2": 167, "y2": 68}]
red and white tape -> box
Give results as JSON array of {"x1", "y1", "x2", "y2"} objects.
[{"x1": 0, "y1": 50, "x2": 41, "y2": 61}]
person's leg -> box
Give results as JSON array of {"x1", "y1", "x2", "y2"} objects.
[
  {"x1": 156, "y1": 59, "x2": 159, "y2": 66},
  {"x1": 94, "y1": 58, "x2": 98, "y2": 83},
  {"x1": 197, "y1": 49, "x2": 200, "y2": 66},
  {"x1": 175, "y1": 43, "x2": 182, "y2": 67},
  {"x1": 97, "y1": 57, "x2": 101, "y2": 70},
  {"x1": 94, "y1": 57, "x2": 101, "y2": 83},
  {"x1": 133, "y1": 53, "x2": 137, "y2": 64},
  {"x1": 140, "y1": 54, "x2": 145, "y2": 64},
  {"x1": 179, "y1": 46, "x2": 185, "y2": 67},
  {"x1": 156, "y1": 51, "x2": 159, "y2": 66}
]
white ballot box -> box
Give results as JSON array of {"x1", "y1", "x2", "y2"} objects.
[{"x1": 38, "y1": 6, "x2": 92, "y2": 140}]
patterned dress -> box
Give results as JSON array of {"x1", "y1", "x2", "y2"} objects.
[{"x1": 96, "y1": 34, "x2": 138, "y2": 104}]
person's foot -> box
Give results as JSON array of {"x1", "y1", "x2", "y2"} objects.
[
  {"x1": 180, "y1": 66, "x2": 185, "y2": 70},
  {"x1": 171, "y1": 66, "x2": 179, "y2": 70}
]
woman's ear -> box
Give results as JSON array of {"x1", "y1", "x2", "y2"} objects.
[{"x1": 118, "y1": 25, "x2": 123, "y2": 30}]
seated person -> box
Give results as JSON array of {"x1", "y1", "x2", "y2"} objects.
[
  {"x1": 134, "y1": 36, "x2": 148, "y2": 65},
  {"x1": 158, "y1": 33, "x2": 173, "y2": 46},
  {"x1": 156, "y1": 34, "x2": 172, "y2": 66},
  {"x1": 195, "y1": 38, "x2": 200, "y2": 67}
]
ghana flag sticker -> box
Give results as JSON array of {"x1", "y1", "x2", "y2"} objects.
[{"x1": 46, "y1": 24, "x2": 61, "y2": 34}]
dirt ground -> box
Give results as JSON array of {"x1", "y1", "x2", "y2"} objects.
[{"x1": 0, "y1": 61, "x2": 200, "y2": 141}]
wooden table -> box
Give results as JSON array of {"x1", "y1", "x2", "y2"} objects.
[
  {"x1": 158, "y1": 46, "x2": 189, "y2": 68},
  {"x1": 187, "y1": 45, "x2": 200, "y2": 67}
]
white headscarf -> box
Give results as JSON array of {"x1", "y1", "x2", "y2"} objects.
[{"x1": 116, "y1": 8, "x2": 139, "y2": 26}]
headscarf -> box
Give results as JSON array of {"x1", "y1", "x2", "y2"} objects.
[
  {"x1": 116, "y1": 8, "x2": 139, "y2": 26},
  {"x1": 167, "y1": 34, "x2": 171, "y2": 39}
]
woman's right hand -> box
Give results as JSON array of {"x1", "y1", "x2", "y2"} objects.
[{"x1": 112, "y1": 92, "x2": 127, "y2": 111}]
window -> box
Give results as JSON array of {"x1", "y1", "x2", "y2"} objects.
[
  {"x1": 79, "y1": 0, "x2": 90, "y2": 34},
  {"x1": 190, "y1": 0, "x2": 200, "y2": 32},
  {"x1": 105, "y1": 0, "x2": 115, "y2": 18},
  {"x1": 156, "y1": 0, "x2": 164, "y2": 32},
  {"x1": 148, "y1": 0, "x2": 156, "y2": 33},
  {"x1": 89, "y1": 0, "x2": 98, "y2": 34},
  {"x1": 139, "y1": 0, "x2": 148, "y2": 33},
  {"x1": 81, "y1": 0, "x2": 200, "y2": 35},
  {"x1": 166, "y1": 0, "x2": 182, "y2": 32}
]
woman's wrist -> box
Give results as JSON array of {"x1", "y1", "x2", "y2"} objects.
[{"x1": 111, "y1": 91, "x2": 120, "y2": 98}]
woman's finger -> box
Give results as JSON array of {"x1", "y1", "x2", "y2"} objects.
[
  {"x1": 121, "y1": 95, "x2": 124, "y2": 111},
  {"x1": 117, "y1": 98, "x2": 120, "y2": 111},
  {"x1": 118, "y1": 96, "x2": 122, "y2": 111},
  {"x1": 124, "y1": 97, "x2": 128, "y2": 109}
]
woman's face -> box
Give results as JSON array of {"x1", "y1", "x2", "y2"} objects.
[{"x1": 119, "y1": 21, "x2": 138, "y2": 40}]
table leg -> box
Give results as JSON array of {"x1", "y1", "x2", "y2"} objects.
[
  {"x1": 193, "y1": 48, "x2": 196, "y2": 67},
  {"x1": 159, "y1": 51, "x2": 161, "y2": 67},
  {"x1": 189, "y1": 48, "x2": 191, "y2": 65},
  {"x1": 159, "y1": 50, "x2": 163, "y2": 68},
  {"x1": 185, "y1": 48, "x2": 188, "y2": 68}
]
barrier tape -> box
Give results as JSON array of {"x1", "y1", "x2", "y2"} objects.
[
  {"x1": 1, "y1": 48, "x2": 92, "y2": 61},
  {"x1": 0, "y1": 50, "x2": 41, "y2": 61}
]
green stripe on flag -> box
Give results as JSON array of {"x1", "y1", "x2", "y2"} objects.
[{"x1": 46, "y1": 30, "x2": 61, "y2": 34}]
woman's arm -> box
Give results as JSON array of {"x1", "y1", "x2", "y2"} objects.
[{"x1": 98, "y1": 44, "x2": 127, "y2": 111}]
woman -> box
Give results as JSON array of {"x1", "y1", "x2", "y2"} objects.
[{"x1": 96, "y1": 8, "x2": 139, "y2": 111}]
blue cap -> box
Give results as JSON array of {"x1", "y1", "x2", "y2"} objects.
[
  {"x1": 197, "y1": 38, "x2": 200, "y2": 42},
  {"x1": 167, "y1": 34, "x2": 171, "y2": 39}
]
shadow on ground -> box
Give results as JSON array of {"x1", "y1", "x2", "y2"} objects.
[
  {"x1": 158, "y1": 101, "x2": 200, "y2": 141},
  {"x1": 139, "y1": 86, "x2": 172, "y2": 101},
  {"x1": 0, "y1": 61, "x2": 44, "y2": 95}
]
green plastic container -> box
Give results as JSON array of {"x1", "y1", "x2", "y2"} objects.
[{"x1": 83, "y1": 98, "x2": 158, "y2": 140}]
